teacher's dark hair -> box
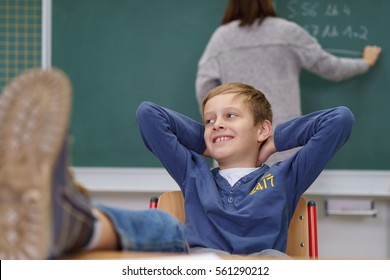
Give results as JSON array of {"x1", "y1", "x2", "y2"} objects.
[{"x1": 222, "y1": 0, "x2": 277, "y2": 26}]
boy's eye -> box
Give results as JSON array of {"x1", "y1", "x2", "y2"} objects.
[
  {"x1": 227, "y1": 113, "x2": 237, "y2": 118},
  {"x1": 205, "y1": 119, "x2": 215, "y2": 124}
]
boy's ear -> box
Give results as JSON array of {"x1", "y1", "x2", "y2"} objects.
[{"x1": 257, "y1": 120, "x2": 273, "y2": 142}]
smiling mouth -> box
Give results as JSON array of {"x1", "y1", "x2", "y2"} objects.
[{"x1": 213, "y1": 136, "x2": 233, "y2": 143}]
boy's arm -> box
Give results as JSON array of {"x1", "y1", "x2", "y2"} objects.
[
  {"x1": 136, "y1": 102, "x2": 206, "y2": 185},
  {"x1": 274, "y1": 106, "x2": 355, "y2": 194}
]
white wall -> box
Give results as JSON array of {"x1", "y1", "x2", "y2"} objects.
[{"x1": 305, "y1": 195, "x2": 390, "y2": 259}]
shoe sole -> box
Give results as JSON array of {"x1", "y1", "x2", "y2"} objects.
[{"x1": 0, "y1": 69, "x2": 71, "y2": 259}]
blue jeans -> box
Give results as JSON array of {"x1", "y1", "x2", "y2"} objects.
[{"x1": 96, "y1": 205, "x2": 187, "y2": 252}]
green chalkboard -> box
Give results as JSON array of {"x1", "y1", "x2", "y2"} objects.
[
  {"x1": 52, "y1": 0, "x2": 389, "y2": 169},
  {"x1": 52, "y1": 0, "x2": 226, "y2": 167},
  {"x1": 275, "y1": 0, "x2": 389, "y2": 169}
]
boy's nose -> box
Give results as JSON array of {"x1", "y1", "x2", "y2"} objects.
[{"x1": 213, "y1": 119, "x2": 225, "y2": 130}]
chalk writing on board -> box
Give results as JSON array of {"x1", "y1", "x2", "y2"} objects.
[
  {"x1": 323, "y1": 49, "x2": 362, "y2": 56},
  {"x1": 286, "y1": 1, "x2": 352, "y2": 18},
  {"x1": 285, "y1": 0, "x2": 368, "y2": 42},
  {"x1": 303, "y1": 24, "x2": 368, "y2": 40}
]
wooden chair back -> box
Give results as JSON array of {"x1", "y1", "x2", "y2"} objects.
[{"x1": 156, "y1": 191, "x2": 315, "y2": 258}]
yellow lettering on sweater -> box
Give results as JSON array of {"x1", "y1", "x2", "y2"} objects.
[{"x1": 250, "y1": 173, "x2": 275, "y2": 195}]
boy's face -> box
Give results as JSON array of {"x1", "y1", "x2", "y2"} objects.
[{"x1": 203, "y1": 93, "x2": 264, "y2": 169}]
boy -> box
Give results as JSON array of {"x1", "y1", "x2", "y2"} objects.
[
  {"x1": 136, "y1": 82, "x2": 354, "y2": 256},
  {"x1": 0, "y1": 69, "x2": 187, "y2": 259}
]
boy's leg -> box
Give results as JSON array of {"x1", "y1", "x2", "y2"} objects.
[
  {"x1": 0, "y1": 69, "x2": 95, "y2": 259},
  {"x1": 95, "y1": 205, "x2": 187, "y2": 253},
  {"x1": 0, "y1": 68, "x2": 187, "y2": 259}
]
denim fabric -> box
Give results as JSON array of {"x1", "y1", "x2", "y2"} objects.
[{"x1": 96, "y1": 205, "x2": 187, "y2": 253}]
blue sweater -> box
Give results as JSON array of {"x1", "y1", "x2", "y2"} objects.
[{"x1": 136, "y1": 102, "x2": 354, "y2": 254}]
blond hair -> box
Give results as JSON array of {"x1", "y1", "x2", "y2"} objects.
[{"x1": 201, "y1": 82, "x2": 272, "y2": 125}]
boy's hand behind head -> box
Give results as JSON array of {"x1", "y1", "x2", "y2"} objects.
[{"x1": 257, "y1": 135, "x2": 276, "y2": 166}]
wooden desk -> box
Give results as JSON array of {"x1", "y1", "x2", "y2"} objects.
[
  {"x1": 65, "y1": 251, "x2": 183, "y2": 260},
  {"x1": 64, "y1": 251, "x2": 284, "y2": 260}
]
